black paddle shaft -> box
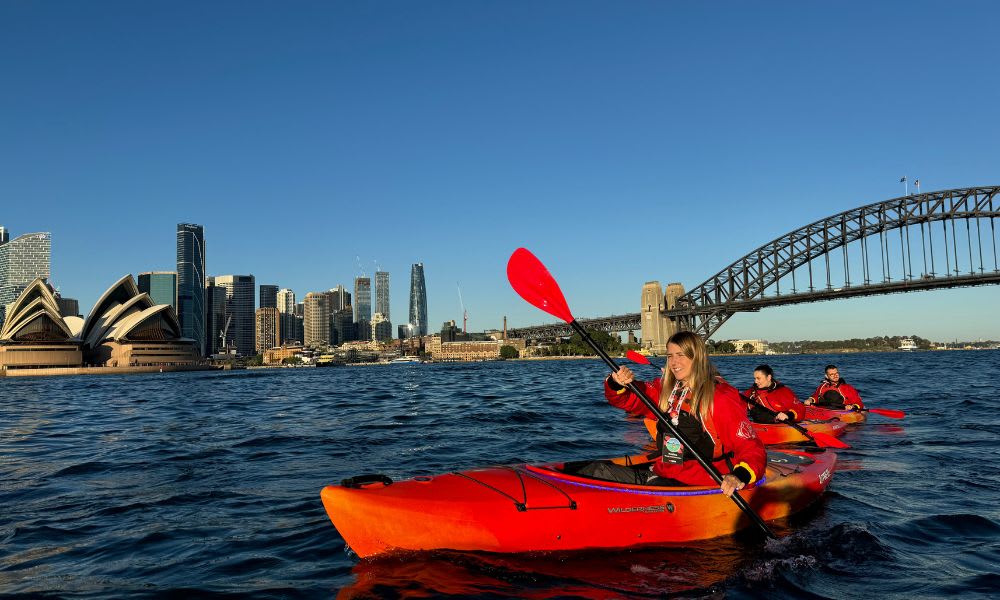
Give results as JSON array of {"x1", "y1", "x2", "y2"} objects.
[{"x1": 569, "y1": 321, "x2": 776, "y2": 539}]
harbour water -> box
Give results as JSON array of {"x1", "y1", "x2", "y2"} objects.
[{"x1": 2, "y1": 351, "x2": 999, "y2": 598}]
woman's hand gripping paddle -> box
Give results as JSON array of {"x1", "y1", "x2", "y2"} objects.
[
  {"x1": 625, "y1": 351, "x2": 850, "y2": 449},
  {"x1": 507, "y1": 248, "x2": 777, "y2": 539}
]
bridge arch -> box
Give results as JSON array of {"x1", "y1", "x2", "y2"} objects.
[
  {"x1": 507, "y1": 186, "x2": 1000, "y2": 345},
  {"x1": 670, "y1": 185, "x2": 1000, "y2": 339}
]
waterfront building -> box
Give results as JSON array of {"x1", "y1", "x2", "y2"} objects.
[
  {"x1": 354, "y1": 277, "x2": 372, "y2": 341},
  {"x1": 730, "y1": 339, "x2": 769, "y2": 354},
  {"x1": 255, "y1": 307, "x2": 280, "y2": 354},
  {"x1": 56, "y1": 295, "x2": 80, "y2": 318},
  {"x1": 372, "y1": 312, "x2": 392, "y2": 342},
  {"x1": 409, "y1": 263, "x2": 428, "y2": 337},
  {"x1": 176, "y1": 223, "x2": 206, "y2": 356},
  {"x1": 204, "y1": 277, "x2": 228, "y2": 356},
  {"x1": 0, "y1": 278, "x2": 82, "y2": 370},
  {"x1": 398, "y1": 323, "x2": 414, "y2": 340},
  {"x1": 78, "y1": 275, "x2": 199, "y2": 367},
  {"x1": 0, "y1": 231, "x2": 51, "y2": 329},
  {"x1": 428, "y1": 337, "x2": 527, "y2": 362},
  {"x1": 259, "y1": 284, "x2": 278, "y2": 310},
  {"x1": 304, "y1": 292, "x2": 331, "y2": 348},
  {"x1": 214, "y1": 275, "x2": 256, "y2": 357},
  {"x1": 137, "y1": 271, "x2": 178, "y2": 312},
  {"x1": 263, "y1": 343, "x2": 304, "y2": 365},
  {"x1": 277, "y1": 288, "x2": 295, "y2": 314},
  {"x1": 375, "y1": 271, "x2": 390, "y2": 320}
]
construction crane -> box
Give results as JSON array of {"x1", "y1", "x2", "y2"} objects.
[
  {"x1": 457, "y1": 283, "x2": 468, "y2": 334},
  {"x1": 219, "y1": 314, "x2": 233, "y2": 355}
]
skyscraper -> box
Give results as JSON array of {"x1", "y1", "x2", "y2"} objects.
[
  {"x1": 375, "y1": 271, "x2": 390, "y2": 320},
  {"x1": 205, "y1": 276, "x2": 228, "y2": 355},
  {"x1": 0, "y1": 231, "x2": 51, "y2": 328},
  {"x1": 176, "y1": 223, "x2": 206, "y2": 356},
  {"x1": 214, "y1": 275, "x2": 256, "y2": 357},
  {"x1": 276, "y1": 288, "x2": 295, "y2": 314},
  {"x1": 328, "y1": 285, "x2": 351, "y2": 311},
  {"x1": 354, "y1": 277, "x2": 371, "y2": 341},
  {"x1": 259, "y1": 284, "x2": 278, "y2": 310},
  {"x1": 276, "y1": 288, "x2": 296, "y2": 345},
  {"x1": 0, "y1": 226, "x2": 8, "y2": 245},
  {"x1": 255, "y1": 307, "x2": 280, "y2": 353},
  {"x1": 138, "y1": 271, "x2": 178, "y2": 312},
  {"x1": 304, "y1": 291, "x2": 331, "y2": 348},
  {"x1": 409, "y1": 263, "x2": 428, "y2": 337}
]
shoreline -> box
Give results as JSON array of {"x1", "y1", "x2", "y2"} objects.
[{"x1": 0, "y1": 364, "x2": 218, "y2": 378}]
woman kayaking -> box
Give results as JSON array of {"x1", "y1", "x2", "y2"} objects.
[
  {"x1": 584, "y1": 331, "x2": 766, "y2": 498},
  {"x1": 744, "y1": 364, "x2": 805, "y2": 423},
  {"x1": 804, "y1": 364, "x2": 865, "y2": 410}
]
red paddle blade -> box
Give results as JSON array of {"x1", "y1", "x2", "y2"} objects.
[
  {"x1": 626, "y1": 350, "x2": 651, "y2": 365},
  {"x1": 810, "y1": 431, "x2": 851, "y2": 449},
  {"x1": 868, "y1": 408, "x2": 906, "y2": 419},
  {"x1": 506, "y1": 248, "x2": 574, "y2": 323}
]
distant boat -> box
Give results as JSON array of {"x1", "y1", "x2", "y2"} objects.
[
  {"x1": 899, "y1": 337, "x2": 918, "y2": 351},
  {"x1": 389, "y1": 356, "x2": 422, "y2": 364}
]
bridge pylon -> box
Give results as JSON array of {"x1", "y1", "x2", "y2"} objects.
[{"x1": 641, "y1": 281, "x2": 685, "y2": 354}]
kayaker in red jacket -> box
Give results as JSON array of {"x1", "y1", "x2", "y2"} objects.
[
  {"x1": 743, "y1": 364, "x2": 805, "y2": 423},
  {"x1": 804, "y1": 365, "x2": 864, "y2": 410},
  {"x1": 603, "y1": 332, "x2": 767, "y2": 498}
]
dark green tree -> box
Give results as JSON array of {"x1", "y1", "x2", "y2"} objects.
[{"x1": 499, "y1": 345, "x2": 520, "y2": 359}]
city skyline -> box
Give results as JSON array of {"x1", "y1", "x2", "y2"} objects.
[{"x1": 3, "y1": 3, "x2": 1000, "y2": 340}]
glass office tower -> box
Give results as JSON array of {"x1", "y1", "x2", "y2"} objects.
[
  {"x1": 0, "y1": 231, "x2": 51, "y2": 328},
  {"x1": 374, "y1": 271, "x2": 390, "y2": 320},
  {"x1": 176, "y1": 223, "x2": 206, "y2": 356},
  {"x1": 353, "y1": 277, "x2": 371, "y2": 341},
  {"x1": 138, "y1": 271, "x2": 178, "y2": 312},
  {"x1": 408, "y1": 263, "x2": 427, "y2": 337}
]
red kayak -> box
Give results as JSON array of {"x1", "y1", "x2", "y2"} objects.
[
  {"x1": 321, "y1": 448, "x2": 836, "y2": 559},
  {"x1": 804, "y1": 405, "x2": 867, "y2": 424},
  {"x1": 643, "y1": 417, "x2": 848, "y2": 446}
]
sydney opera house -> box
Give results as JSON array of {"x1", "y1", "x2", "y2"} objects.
[{"x1": 0, "y1": 275, "x2": 201, "y2": 375}]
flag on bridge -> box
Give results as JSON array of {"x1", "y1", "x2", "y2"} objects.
[{"x1": 900, "y1": 176, "x2": 907, "y2": 183}]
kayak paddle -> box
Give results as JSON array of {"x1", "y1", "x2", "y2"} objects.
[
  {"x1": 507, "y1": 248, "x2": 777, "y2": 540},
  {"x1": 625, "y1": 351, "x2": 850, "y2": 450},
  {"x1": 861, "y1": 407, "x2": 906, "y2": 419}
]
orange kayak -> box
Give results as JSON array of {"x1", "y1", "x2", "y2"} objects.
[
  {"x1": 321, "y1": 448, "x2": 836, "y2": 559},
  {"x1": 804, "y1": 405, "x2": 867, "y2": 423},
  {"x1": 642, "y1": 417, "x2": 848, "y2": 446}
]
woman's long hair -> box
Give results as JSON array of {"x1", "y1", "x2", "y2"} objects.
[{"x1": 659, "y1": 331, "x2": 717, "y2": 420}]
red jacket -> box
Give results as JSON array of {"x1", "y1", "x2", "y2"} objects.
[
  {"x1": 809, "y1": 380, "x2": 864, "y2": 409},
  {"x1": 604, "y1": 377, "x2": 766, "y2": 487},
  {"x1": 743, "y1": 383, "x2": 805, "y2": 422}
]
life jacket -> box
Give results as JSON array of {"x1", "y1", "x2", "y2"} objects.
[
  {"x1": 816, "y1": 381, "x2": 847, "y2": 407},
  {"x1": 653, "y1": 398, "x2": 725, "y2": 462}
]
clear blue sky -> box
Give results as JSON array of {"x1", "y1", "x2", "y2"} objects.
[{"x1": 3, "y1": 1, "x2": 998, "y2": 341}]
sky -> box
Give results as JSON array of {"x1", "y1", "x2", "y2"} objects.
[{"x1": 2, "y1": 1, "x2": 998, "y2": 341}]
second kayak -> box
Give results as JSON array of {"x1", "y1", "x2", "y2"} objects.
[{"x1": 643, "y1": 417, "x2": 849, "y2": 446}]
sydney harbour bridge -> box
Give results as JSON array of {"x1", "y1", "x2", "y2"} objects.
[{"x1": 507, "y1": 186, "x2": 1000, "y2": 349}]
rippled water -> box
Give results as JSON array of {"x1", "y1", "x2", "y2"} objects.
[{"x1": 2, "y1": 351, "x2": 999, "y2": 598}]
